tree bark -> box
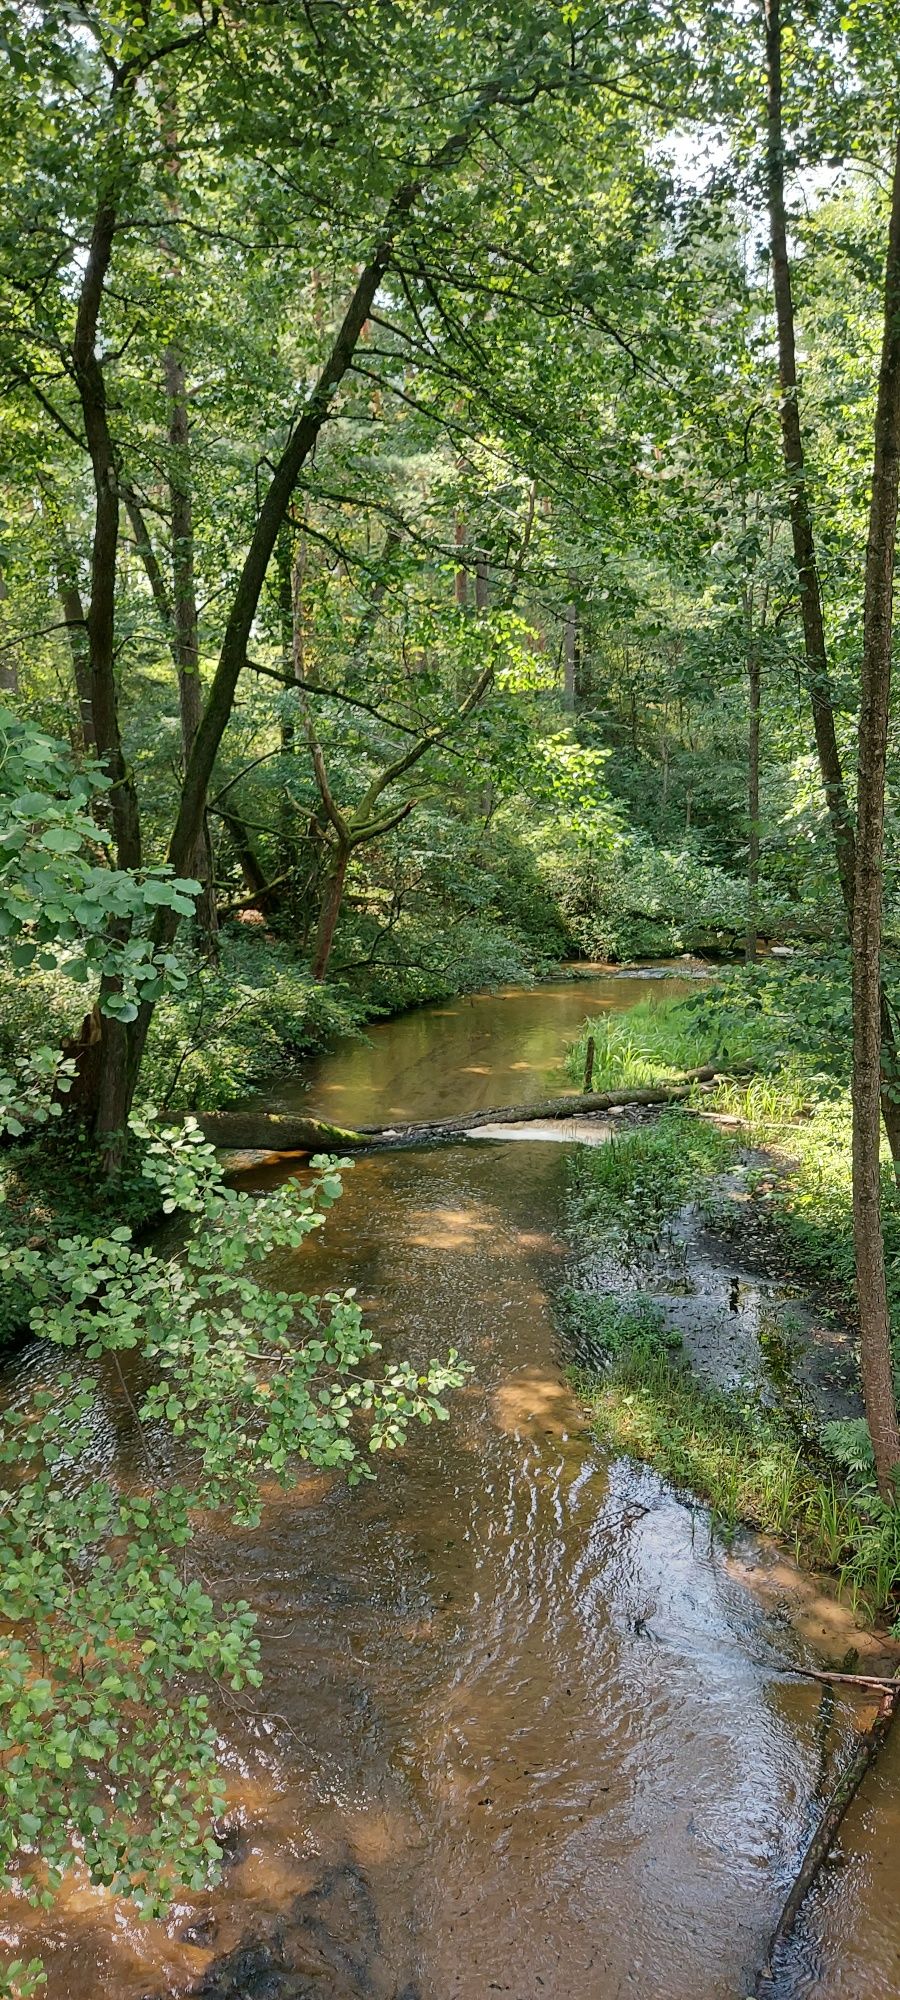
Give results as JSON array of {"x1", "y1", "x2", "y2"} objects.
[
  {"x1": 311, "y1": 841, "x2": 351, "y2": 982},
  {"x1": 764, "y1": 0, "x2": 856, "y2": 912},
  {"x1": 196, "y1": 1084, "x2": 700, "y2": 1156},
  {"x1": 455, "y1": 515, "x2": 468, "y2": 608},
  {"x1": 56, "y1": 557, "x2": 96, "y2": 753},
  {"x1": 764, "y1": 0, "x2": 900, "y2": 1175},
  {"x1": 72, "y1": 175, "x2": 144, "y2": 1168},
  {"x1": 218, "y1": 806, "x2": 269, "y2": 904},
  {"x1": 564, "y1": 601, "x2": 577, "y2": 710},
  {"x1": 851, "y1": 128, "x2": 900, "y2": 1495},
  {"x1": 0, "y1": 568, "x2": 18, "y2": 695},
  {"x1": 746, "y1": 616, "x2": 761, "y2": 964},
  {"x1": 163, "y1": 339, "x2": 218, "y2": 951}
]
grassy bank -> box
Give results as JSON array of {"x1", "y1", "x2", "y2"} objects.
[
  {"x1": 574, "y1": 1335, "x2": 900, "y2": 1624},
  {"x1": 566, "y1": 958, "x2": 900, "y2": 1342},
  {"x1": 558, "y1": 998, "x2": 900, "y2": 1627}
]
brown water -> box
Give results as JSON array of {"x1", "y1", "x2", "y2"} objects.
[{"x1": 3, "y1": 969, "x2": 897, "y2": 2000}]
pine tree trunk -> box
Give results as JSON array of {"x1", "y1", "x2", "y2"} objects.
[{"x1": 851, "y1": 128, "x2": 900, "y2": 1496}]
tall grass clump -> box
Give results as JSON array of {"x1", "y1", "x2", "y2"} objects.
[{"x1": 566, "y1": 1110, "x2": 736, "y2": 1251}]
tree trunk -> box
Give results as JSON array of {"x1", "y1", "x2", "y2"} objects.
[
  {"x1": 764, "y1": 0, "x2": 856, "y2": 913},
  {"x1": 851, "y1": 128, "x2": 900, "y2": 1496},
  {"x1": 276, "y1": 524, "x2": 299, "y2": 871},
  {"x1": 196, "y1": 1084, "x2": 704, "y2": 1155},
  {"x1": 164, "y1": 342, "x2": 218, "y2": 951},
  {"x1": 455, "y1": 514, "x2": 468, "y2": 608},
  {"x1": 564, "y1": 601, "x2": 577, "y2": 710},
  {"x1": 312, "y1": 842, "x2": 351, "y2": 982},
  {"x1": 0, "y1": 568, "x2": 18, "y2": 695},
  {"x1": 764, "y1": 0, "x2": 900, "y2": 1176},
  {"x1": 219, "y1": 807, "x2": 270, "y2": 904},
  {"x1": 117, "y1": 96, "x2": 525, "y2": 1105},
  {"x1": 56, "y1": 558, "x2": 96, "y2": 753},
  {"x1": 72, "y1": 185, "x2": 144, "y2": 1169},
  {"x1": 746, "y1": 645, "x2": 761, "y2": 963}
]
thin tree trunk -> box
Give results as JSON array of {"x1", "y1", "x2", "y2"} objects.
[
  {"x1": 218, "y1": 807, "x2": 269, "y2": 904},
  {"x1": 745, "y1": 574, "x2": 762, "y2": 962},
  {"x1": 455, "y1": 514, "x2": 468, "y2": 608},
  {"x1": 564, "y1": 601, "x2": 577, "y2": 710},
  {"x1": 164, "y1": 340, "x2": 218, "y2": 951},
  {"x1": 764, "y1": 0, "x2": 856, "y2": 912},
  {"x1": 0, "y1": 568, "x2": 17, "y2": 695},
  {"x1": 851, "y1": 128, "x2": 900, "y2": 1495},
  {"x1": 160, "y1": 99, "x2": 217, "y2": 953},
  {"x1": 764, "y1": 0, "x2": 900, "y2": 1174},
  {"x1": 746, "y1": 650, "x2": 761, "y2": 962},
  {"x1": 118, "y1": 84, "x2": 530, "y2": 1103}
]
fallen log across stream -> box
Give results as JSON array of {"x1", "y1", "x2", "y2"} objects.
[
  {"x1": 756, "y1": 1673, "x2": 900, "y2": 1991},
  {"x1": 196, "y1": 1080, "x2": 710, "y2": 1157}
]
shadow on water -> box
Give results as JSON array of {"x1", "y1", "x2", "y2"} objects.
[{"x1": 3, "y1": 970, "x2": 898, "y2": 1999}]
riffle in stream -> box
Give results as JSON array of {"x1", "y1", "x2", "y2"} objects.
[{"x1": 4, "y1": 971, "x2": 900, "y2": 2000}]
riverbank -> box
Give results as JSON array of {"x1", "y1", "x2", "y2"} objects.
[
  {"x1": 560, "y1": 962, "x2": 900, "y2": 1629},
  {"x1": 0, "y1": 933, "x2": 583, "y2": 1348},
  {"x1": 6, "y1": 966, "x2": 895, "y2": 2000}
]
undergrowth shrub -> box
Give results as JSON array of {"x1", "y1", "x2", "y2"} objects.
[
  {"x1": 566, "y1": 1111, "x2": 735, "y2": 1250},
  {"x1": 541, "y1": 832, "x2": 798, "y2": 961}
]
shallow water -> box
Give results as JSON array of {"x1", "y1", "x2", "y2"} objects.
[{"x1": 2, "y1": 968, "x2": 895, "y2": 1999}]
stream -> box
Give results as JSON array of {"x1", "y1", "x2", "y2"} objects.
[{"x1": 4, "y1": 967, "x2": 900, "y2": 1999}]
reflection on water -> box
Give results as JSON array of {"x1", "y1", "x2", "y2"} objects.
[{"x1": 1, "y1": 971, "x2": 894, "y2": 1998}]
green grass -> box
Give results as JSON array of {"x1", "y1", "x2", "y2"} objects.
[
  {"x1": 573, "y1": 1336, "x2": 900, "y2": 1626},
  {"x1": 566, "y1": 967, "x2": 900, "y2": 1336},
  {"x1": 566, "y1": 1109, "x2": 737, "y2": 1253},
  {"x1": 556, "y1": 1021, "x2": 900, "y2": 1627},
  {"x1": 567, "y1": 992, "x2": 811, "y2": 1124},
  {"x1": 567, "y1": 995, "x2": 719, "y2": 1090}
]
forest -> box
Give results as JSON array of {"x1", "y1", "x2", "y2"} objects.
[{"x1": 4, "y1": 0, "x2": 900, "y2": 1995}]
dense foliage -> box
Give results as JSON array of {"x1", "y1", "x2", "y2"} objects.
[{"x1": 4, "y1": 0, "x2": 900, "y2": 1986}]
